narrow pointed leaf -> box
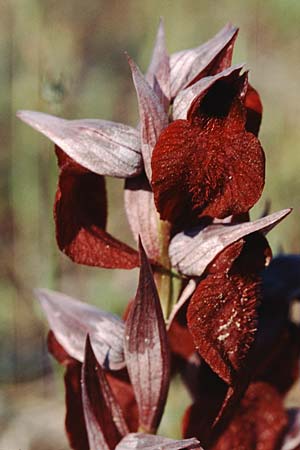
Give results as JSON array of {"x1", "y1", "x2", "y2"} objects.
[
  {"x1": 146, "y1": 18, "x2": 170, "y2": 108},
  {"x1": 124, "y1": 174, "x2": 161, "y2": 261},
  {"x1": 55, "y1": 147, "x2": 139, "y2": 269},
  {"x1": 36, "y1": 288, "x2": 126, "y2": 370},
  {"x1": 169, "y1": 209, "x2": 291, "y2": 277},
  {"x1": 170, "y1": 23, "x2": 238, "y2": 97},
  {"x1": 115, "y1": 433, "x2": 202, "y2": 450},
  {"x1": 64, "y1": 362, "x2": 90, "y2": 450},
  {"x1": 124, "y1": 240, "x2": 170, "y2": 433},
  {"x1": 128, "y1": 56, "x2": 169, "y2": 180},
  {"x1": 17, "y1": 110, "x2": 142, "y2": 177},
  {"x1": 82, "y1": 337, "x2": 128, "y2": 450},
  {"x1": 173, "y1": 65, "x2": 243, "y2": 120},
  {"x1": 187, "y1": 237, "x2": 265, "y2": 384}
]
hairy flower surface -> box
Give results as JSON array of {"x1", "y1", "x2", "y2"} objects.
[{"x1": 18, "y1": 20, "x2": 300, "y2": 450}]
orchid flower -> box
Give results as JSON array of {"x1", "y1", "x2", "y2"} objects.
[{"x1": 18, "y1": 20, "x2": 300, "y2": 450}]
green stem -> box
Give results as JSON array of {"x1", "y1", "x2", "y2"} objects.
[{"x1": 155, "y1": 220, "x2": 182, "y2": 320}]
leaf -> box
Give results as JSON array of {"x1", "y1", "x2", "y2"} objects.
[
  {"x1": 64, "y1": 362, "x2": 90, "y2": 450},
  {"x1": 152, "y1": 71, "x2": 265, "y2": 225},
  {"x1": 146, "y1": 18, "x2": 170, "y2": 109},
  {"x1": 115, "y1": 433, "x2": 202, "y2": 450},
  {"x1": 81, "y1": 336, "x2": 128, "y2": 449},
  {"x1": 213, "y1": 382, "x2": 287, "y2": 450},
  {"x1": 281, "y1": 409, "x2": 300, "y2": 450},
  {"x1": 55, "y1": 147, "x2": 139, "y2": 269},
  {"x1": 128, "y1": 56, "x2": 169, "y2": 180},
  {"x1": 187, "y1": 238, "x2": 263, "y2": 385},
  {"x1": 173, "y1": 65, "x2": 244, "y2": 120},
  {"x1": 170, "y1": 23, "x2": 238, "y2": 97},
  {"x1": 17, "y1": 110, "x2": 142, "y2": 177},
  {"x1": 169, "y1": 209, "x2": 291, "y2": 277},
  {"x1": 36, "y1": 288, "x2": 126, "y2": 370},
  {"x1": 124, "y1": 240, "x2": 170, "y2": 433},
  {"x1": 124, "y1": 174, "x2": 161, "y2": 261}
]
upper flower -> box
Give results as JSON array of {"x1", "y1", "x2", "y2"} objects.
[{"x1": 17, "y1": 21, "x2": 255, "y2": 271}]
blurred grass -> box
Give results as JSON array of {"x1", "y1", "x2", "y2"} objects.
[{"x1": 0, "y1": 0, "x2": 300, "y2": 447}]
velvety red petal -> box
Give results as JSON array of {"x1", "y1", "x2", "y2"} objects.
[
  {"x1": 187, "y1": 238, "x2": 264, "y2": 385},
  {"x1": 152, "y1": 96, "x2": 265, "y2": 225},
  {"x1": 212, "y1": 382, "x2": 287, "y2": 450},
  {"x1": 55, "y1": 146, "x2": 139, "y2": 269}
]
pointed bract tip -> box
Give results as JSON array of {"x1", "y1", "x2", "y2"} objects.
[
  {"x1": 17, "y1": 109, "x2": 59, "y2": 122},
  {"x1": 138, "y1": 236, "x2": 149, "y2": 265},
  {"x1": 224, "y1": 22, "x2": 239, "y2": 33},
  {"x1": 34, "y1": 287, "x2": 50, "y2": 305},
  {"x1": 157, "y1": 17, "x2": 165, "y2": 34},
  {"x1": 126, "y1": 54, "x2": 141, "y2": 76},
  {"x1": 84, "y1": 333, "x2": 92, "y2": 354},
  {"x1": 16, "y1": 109, "x2": 42, "y2": 126},
  {"x1": 125, "y1": 52, "x2": 137, "y2": 72}
]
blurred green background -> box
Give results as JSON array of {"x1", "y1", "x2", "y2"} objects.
[{"x1": 0, "y1": 0, "x2": 299, "y2": 448}]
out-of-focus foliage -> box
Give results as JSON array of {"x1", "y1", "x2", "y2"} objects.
[{"x1": 0, "y1": 0, "x2": 299, "y2": 448}]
